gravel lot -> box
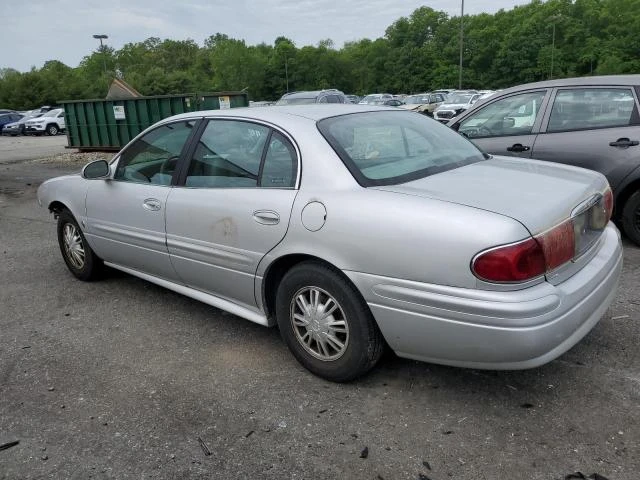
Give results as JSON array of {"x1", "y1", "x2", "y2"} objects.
[{"x1": 0, "y1": 144, "x2": 639, "y2": 480}]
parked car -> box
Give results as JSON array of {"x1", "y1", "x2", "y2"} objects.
[
  {"x1": 383, "y1": 99, "x2": 404, "y2": 107},
  {"x1": 24, "y1": 108, "x2": 65, "y2": 135},
  {"x1": 433, "y1": 92, "x2": 482, "y2": 122},
  {"x1": 345, "y1": 95, "x2": 361, "y2": 104},
  {"x1": 358, "y1": 93, "x2": 393, "y2": 105},
  {"x1": 449, "y1": 75, "x2": 640, "y2": 245},
  {"x1": 276, "y1": 90, "x2": 348, "y2": 105},
  {"x1": 38, "y1": 105, "x2": 622, "y2": 382},
  {"x1": 400, "y1": 93, "x2": 447, "y2": 116},
  {"x1": 3, "y1": 112, "x2": 44, "y2": 136},
  {"x1": 0, "y1": 112, "x2": 24, "y2": 134}
]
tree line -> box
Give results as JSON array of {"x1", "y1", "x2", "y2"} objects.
[{"x1": 1, "y1": 0, "x2": 639, "y2": 110}]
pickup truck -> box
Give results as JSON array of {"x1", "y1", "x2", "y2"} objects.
[{"x1": 24, "y1": 108, "x2": 65, "y2": 136}]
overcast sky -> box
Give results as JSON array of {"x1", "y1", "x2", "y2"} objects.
[{"x1": 2, "y1": 0, "x2": 532, "y2": 72}]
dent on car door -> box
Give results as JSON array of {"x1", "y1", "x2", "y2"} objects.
[
  {"x1": 84, "y1": 120, "x2": 197, "y2": 280},
  {"x1": 454, "y1": 90, "x2": 549, "y2": 158},
  {"x1": 165, "y1": 119, "x2": 299, "y2": 309},
  {"x1": 531, "y1": 86, "x2": 640, "y2": 189}
]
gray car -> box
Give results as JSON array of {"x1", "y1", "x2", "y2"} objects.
[
  {"x1": 38, "y1": 105, "x2": 622, "y2": 382},
  {"x1": 449, "y1": 75, "x2": 640, "y2": 246}
]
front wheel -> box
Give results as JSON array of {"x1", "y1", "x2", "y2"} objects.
[
  {"x1": 57, "y1": 209, "x2": 103, "y2": 281},
  {"x1": 276, "y1": 262, "x2": 384, "y2": 382},
  {"x1": 622, "y1": 190, "x2": 640, "y2": 246},
  {"x1": 46, "y1": 124, "x2": 59, "y2": 136}
]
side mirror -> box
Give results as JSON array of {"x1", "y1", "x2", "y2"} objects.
[{"x1": 82, "y1": 159, "x2": 110, "y2": 179}]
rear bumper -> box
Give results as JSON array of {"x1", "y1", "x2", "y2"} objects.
[{"x1": 345, "y1": 223, "x2": 623, "y2": 370}]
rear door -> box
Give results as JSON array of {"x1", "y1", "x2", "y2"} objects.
[
  {"x1": 165, "y1": 119, "x2": 299, "y2": 308},
  {"x1": 453, "y1": 90, "x2": 550, "y2": 158},
  {"x1": 530, "y1": 86, "x2": 640, "y2": 190}
]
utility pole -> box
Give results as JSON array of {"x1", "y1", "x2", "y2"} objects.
[
  {"x1": 285, "y1": 56, "x2": 289, "y2": 92},
  {"x1": 550, "y1": 23, "x2": 556, "y2": 79},
  {"x1": 459, "y1": 0, "x2": 464, "y2": 89},
  {"x1": 93, "y1": 34, "x2": 109, "y2": 77}
]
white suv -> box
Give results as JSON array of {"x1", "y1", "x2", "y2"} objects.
[{"x1": 25, "y1": 108, "x2": 65, "y2": 136}]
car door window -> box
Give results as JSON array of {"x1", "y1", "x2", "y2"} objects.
[
  {"x1": 185, "y1": 120, "x2": 269, "y2": 188},
  {"x1": 458, "y1": 91, "x2": 547, "y2": 139},
  {"x1": 326, "y1": 95, "x2": 341, "y2": 104},
  {"x1": 547, "y1": 88, "x2": 637, "y2": 132},
  {"x1": 260, "y1": 131, "x2": 298, "y2": 188},
  {"x1": 114, "y1": 120, "x2": 195, "y2": 185}
]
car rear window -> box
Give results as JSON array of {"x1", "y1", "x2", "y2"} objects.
[{"x1": 317, "y1": 111, "x2": 486, "y2": 186}]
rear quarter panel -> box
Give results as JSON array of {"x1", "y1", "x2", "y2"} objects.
[{"x1": 258, "y1": 186, "x2": 532, "y2": 290}]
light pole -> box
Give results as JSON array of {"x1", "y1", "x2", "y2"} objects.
[
  {"x1": 459, "y1": 0, "x2": 464, "y2": 89},
  {"x1": 93, "y1": 34, "x2": 108, "y2": 77},
  {"x1": 547, "y1": 15, "x2": 562, "y2": 80},
  {"x1": 284, "y1": 55, "x2": 289, "y2": 92},
  {"x1": 550, "y1": 23, "x2": 556, "y2": 79}
]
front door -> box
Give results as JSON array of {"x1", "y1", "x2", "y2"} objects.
[
  {"x1": 454, "y1": 90, "x2": 549, "y2": 158},
  {"x1": 85, "y1": 119, "x2": 197, "y2": 280},
  {"x1": 165, "y1": 119, "x2": 299, "y2": 308}
]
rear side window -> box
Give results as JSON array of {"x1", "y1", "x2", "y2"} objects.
[
  {"x1": 318, "y1": 111, "x2": 486, "y2": 186},
  {"x1": 547, "y1": 88, "x2": 638, "y2": 132}
]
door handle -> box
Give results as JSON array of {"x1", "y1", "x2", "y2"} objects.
[
  {"x1": 506, "y1": 143, "x2": 531, "y2": 152},
  {"x1": 253, "y1": 210, "x2": 280, "y2": 225},
  {"x1": 142, "y1": 198, "x2": 161, "y2": 211},
  {"x1": 609, "y1": 137, "x2": 639, "y2": 148}
]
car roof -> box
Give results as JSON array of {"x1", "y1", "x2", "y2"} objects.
[
  {"x1": 498, "y1": 74, "x2": 640, "y2": 95},
  {"x1": 280, "y1": 90, "x2": 342, "y2": 99},
  {"x1": 163, "y1": 104, "x2": 399, "y2": 123}
]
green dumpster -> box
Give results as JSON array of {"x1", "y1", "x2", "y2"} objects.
[{"x1": 60, "y1": 91, "x2": 249, "y2": 151}]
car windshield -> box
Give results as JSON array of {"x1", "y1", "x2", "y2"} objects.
[
  {"x1": 42, "y1": 109, "x2": 61, "y2": 117},
  {"x1": 445, "y1": 94, "x2": 473, "y2": 105},
  {"x1": 276, "y1": 97, "x2": 316, "y2": 105},
  {"x1": 318, "y1": 111, "x2": 486, "y2": 186},
  {"x1": 405, "y1": 95, "x2": 430, "y2": 104}
]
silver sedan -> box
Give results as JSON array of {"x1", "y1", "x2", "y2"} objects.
[{"x1": 38, "y1": 105, "x2": 623, "y2": 381}]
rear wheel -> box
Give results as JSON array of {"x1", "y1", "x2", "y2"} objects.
[
  {"x1": 57, "y1": 209, "x2": 103, "y2": 281},
  {"x1": 46, "y1": 124, "x2": 59, "y2": 136},
  {"x1": 275, "y1": 261, "x2": 384, "y2": 382},
  {"x1": 621, "y1": 190, "x2": 640, "y2": 246}
]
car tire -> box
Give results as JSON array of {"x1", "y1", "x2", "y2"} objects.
[
  {"x1": 46, "y1": 124, "x2": 59, "y2": 136},
  {"x1": 275, "y1": 261, "x2": 385, "y2": 382},
  {"x1": 57, "y1": 209, "x2": 103, "y2": 281},
  {"x1": 621, "y1": 190, "x2": 640, "y2": 246}
]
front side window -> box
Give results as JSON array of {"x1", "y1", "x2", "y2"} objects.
[
  {"x1": 547, "y1": 88, "x2": 637, "y2": 132},
  {"x1": 318, "y1": 111, "x2": 486, "y2": 186},
  {"x1": 114, "y1": 120, "x2": 195, "y2": 185},
  {"x1": 185, "y1": 120, "x2": 269, "y2": 188},
  {"x1": 458, "y1": 90, "x2": 547, "y2": 138}
]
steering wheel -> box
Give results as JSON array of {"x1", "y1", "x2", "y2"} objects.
[{"x1": 477, "y1": 125, "x2": 493, "y2": 137}]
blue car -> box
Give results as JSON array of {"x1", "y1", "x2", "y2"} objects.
[{"x1": 0, "y1": 113, "x2": 24, "y2": 134}]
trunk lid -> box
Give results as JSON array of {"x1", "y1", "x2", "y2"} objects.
[{"x1": 371, "y1": 156, "x2": 609, "y2": 235}]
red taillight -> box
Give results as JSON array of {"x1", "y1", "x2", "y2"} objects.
[
  {"x1": 473, "y1": 221, "x2": 575, "y2": 283},
  {"x1": 473, "y1": 189, "x2": 613, "y2": 283},
  {"x1": 604, "y1": 187, "x2": 614, "y2": 221},
  {"x1": 472, "y1": 238, "x2": 546, "y2": 282},
  {"x1": 536, "y1": 220, "x2": 575, "y2": 271}
]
